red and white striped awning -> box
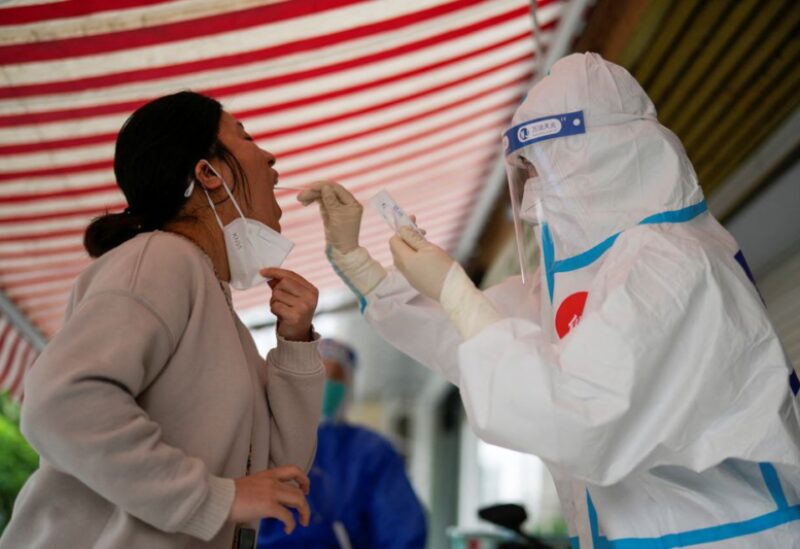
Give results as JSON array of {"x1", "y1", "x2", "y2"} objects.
[
  {"x1": 0, "y1": 0, "x2": 569, "y2": 398},
  {"x1": 0, "y1": 313, "x2": 37, "y2": 401}
]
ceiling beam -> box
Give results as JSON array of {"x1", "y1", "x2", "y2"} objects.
[
  {"x1": 543, "y1": 0, "x2": 601, "y2": 72},
  {"x1": 708, "y1": 107, "x2": 800, "y2": 222},
  {"x1": 0, "y1": 290, "x2": 47, "y2": 352},
  {"x1": 455, "y1": 0, "x2": 594, "y2": 267},
  {"x1": 572, "y1": 0, "x2": 645, "y2": 61}
]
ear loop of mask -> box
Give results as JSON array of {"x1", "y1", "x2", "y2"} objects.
[{"x1": 198, "y1": 161, "x2": 248, "y2": 231}]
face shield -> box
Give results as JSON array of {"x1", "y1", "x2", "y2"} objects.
[{"x1": 503, "y1": 111, "x2": 586, "y2": 285}]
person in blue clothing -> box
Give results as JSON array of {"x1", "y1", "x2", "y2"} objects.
[{"x1": 258, "y1": 338, "x2": 427, "y2": 548}]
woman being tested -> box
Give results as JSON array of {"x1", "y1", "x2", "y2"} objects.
[
  {"x1": 301, "y1": 54, "x2": 800, "y2": 547},
  {"x1": 0, "y1": 92, "x2": 324, "y2": 549}
]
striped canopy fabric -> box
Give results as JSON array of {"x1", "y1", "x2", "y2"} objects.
[
  {"x1": 0, "y1": 0, "x2": 568, "y2": 399},
  {"x1": 0, "y1": 312, "x2": 36, "y2": 401}
]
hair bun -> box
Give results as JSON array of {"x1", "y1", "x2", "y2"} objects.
[{"x1": 83, "y1": 211, "x2": 146, "y2": 258}]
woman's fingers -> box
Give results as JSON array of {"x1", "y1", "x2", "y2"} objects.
[
  {"x1": 261, "y1": 269, "x2": 318, "y2": 340},
  {"x1": 264, "y1": 271, "x2": 318, "y2": 306},
  {"x1": 261, "y1": 268, "x2": 316, "y2": 291},
  {"x1": 269, "y1": 302, "x2": 298, "y2": 321},
  {"x1": 270, "y1": 277, "x2": 310, "y2": 299},
  {"x1": 270, "y1": 466, "x2": 310, "y2": 493},
  {"x1": 270, "y1": 286, "x2": 303, "y2": 304},
  {"x1": 229, "y1": 467, "x2": 312, "y2": 529},
  {"x1": 275, "y1": 485, "x2": 311, "y2": 527},
  {"x1": 269, "y1": 299, "x2": 310, "y2": 325},
  {"x1": 268, "y1": 502, "x2": 296, "y2": 534},
  {"x1": 270, "y1": 286, "x2": 316, "y2": 311},
  {"x1": 265, "y1": 271, "x2": 318, "y2": 311}
]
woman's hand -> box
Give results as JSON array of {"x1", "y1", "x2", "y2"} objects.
[
  {"x1": 228, "y1": 466, "x2": 311, "y2": 534},
  {"x1": 260, "y1": 268, "x2": 319, "y2": 341}
]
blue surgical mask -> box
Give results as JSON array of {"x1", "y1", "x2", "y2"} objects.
[{"x1": 321, "y1": 380, "x2": 347, "y2": 421}]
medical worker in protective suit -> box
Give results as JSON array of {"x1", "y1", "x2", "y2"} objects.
[
  {"x1": 257, "y1": 338, "x2": 427, "y2": 548},
  {"x1": 299, "y1": 53, "x2": 800, "y2": 547}
]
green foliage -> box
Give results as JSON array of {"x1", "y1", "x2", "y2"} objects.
[
  {"x1": 0, "y1": 392, "x2": 38, "y2": 535},
  {"x1": 539, "y1": 516, "x2": 568, "y2": 537},
  {"x1": 530, "y1": 516, "x2": 570, "y2": 548}
]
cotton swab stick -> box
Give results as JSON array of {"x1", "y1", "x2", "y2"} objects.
[{"x1": 274, "y1": 185, "x2": 307, "y2": 191}]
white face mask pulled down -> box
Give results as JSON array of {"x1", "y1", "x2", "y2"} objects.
[{"x1": 195, "y1": 161, "x2": 294, "y2": 290}]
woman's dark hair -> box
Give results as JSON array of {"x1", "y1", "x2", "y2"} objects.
[{"x1": 84, "y1": 91, "x2": 246, "y2": 258}]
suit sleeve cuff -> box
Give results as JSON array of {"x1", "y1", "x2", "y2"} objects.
[
  {"x1": 327, "y1": 246, "x2": 387, "y2": 302},
  {"x1": 440, "y1": 263, "x2": 503, "y2": 340}
]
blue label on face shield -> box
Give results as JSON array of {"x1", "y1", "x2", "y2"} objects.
[{"x1": 503, "y1": 111, "x2": 586, "y2": 156}]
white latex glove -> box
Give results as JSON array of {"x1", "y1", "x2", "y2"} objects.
[
  {"x1": 389, "y1": 226, "x2": 455, "y2": 301},
  {"x1": 390, "y1": 226, "x2": 502, "y2": 339},
  {"x1": 298, "y1": 181, "x2": 386, "y2": 303},
  {"x1": 297, "y1": 181, "x2": 362, "y2": 253}
]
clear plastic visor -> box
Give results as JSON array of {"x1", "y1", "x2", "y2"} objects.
[{"x1": 505, "y1": 152, "x2": 541, "y2": 285}]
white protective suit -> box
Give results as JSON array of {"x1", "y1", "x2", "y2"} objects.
[{"x1": 328, "y1": 53, "x2": 800, "y2": 547}]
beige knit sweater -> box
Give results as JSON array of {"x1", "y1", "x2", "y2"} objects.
[{"x1": 0, "y1": 231, "x2": 324, "y2": 549}]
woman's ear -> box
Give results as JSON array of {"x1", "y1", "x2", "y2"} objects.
[{"x1": 193, "y1": 160, "x2": 222, "y2": 191}]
